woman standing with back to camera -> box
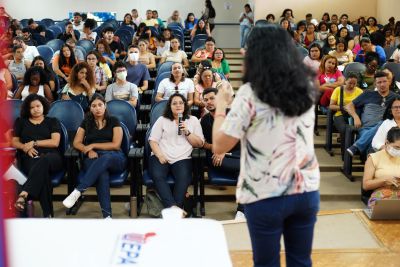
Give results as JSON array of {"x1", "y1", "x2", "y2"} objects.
[{"x1": 213, "y1": 26, "x2": 320, "y2": 267}]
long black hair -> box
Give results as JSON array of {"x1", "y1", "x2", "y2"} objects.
[
  {"x1": 22, "y1": 66, "x2": 47, "y2": 86},
  {"x1": 84, "y1": 93, "x2": 110, "y2": 130},
  {"x1": 205, "y1": 0, "x2": 216, "y2": 18},
  {"x1": 243, "y1": 25, "x2": 316, "y2": 117},
  {"x1": 383, "y1": 96, "x2": 400, "y2": 120},
  {"x1": 20, "y1": 94, "x2": 50, "y2": 119},
  {"x1": 163, "y1": 93, "x2": 190, "y2": 121}
]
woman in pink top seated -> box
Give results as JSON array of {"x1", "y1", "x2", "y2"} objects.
[
  {"x1": 317, "y1": 55, "x2": 344, "y2": 107},
  {"x1": 194, "y1": 68, "x2": 218, "y2": 108},
  {"x1": 149, "y1": 93, "x2": 204, "y2": 214}
]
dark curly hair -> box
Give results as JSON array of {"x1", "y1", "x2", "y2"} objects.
[
  {"x1": 20, "y1": 93, "x2": 50, "y2": 119},
  {"x1": 163, "y1": 93, "x2": 190, "y2": 121},
  {"x1": 383, "y1": 96, "x2": 400, "y2": 120},
  {"x1": 386, "y1": 127, "x2": 400, "y2": 143},
  {"x1": 242, "y1": 25, "x2": 316, "y2": 117},
  {"x1": 22, "y1": 66, "x2": 47, "y2": 86}
]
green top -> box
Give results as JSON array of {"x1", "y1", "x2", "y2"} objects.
[{"x1": 211, "y1": 59, "x2": 230, "y2": 77}]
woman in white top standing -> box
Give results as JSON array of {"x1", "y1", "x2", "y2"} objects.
[
  {"x1": 213, "y1": 26, "x2": 320, "y2": 267},
  {"x1": 160, "y1": 37, "x2": 189, "y2": 68},
  {"x1": 13, "y1": 66, "x2": 53, "y2": 102},
  {"x1": 155, "y1": 62, "x2": 194, "y2": 106},
  {"x1": 239, "y1": 4, "x2": 254, "y2": 49},
  {"x1": 149, "y1": 93, "x2": 204, "y2": 214}
]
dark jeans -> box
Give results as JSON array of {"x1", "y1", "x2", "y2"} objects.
[
  {"x1": 333, "y1": 115, "x2": 350, "y2": 155},
  {"x1": 244, "y1": 191, "x2": 320, "y2": 267},
  {"x1": 354, "y1": 122, "x2": 382, "y2": 154},
  {"x1": 206, "y1": 153, "x2": 240, "y2": 175},
  {"x1": 149, "y1": 156, "x2": 192, "y2": 208},
  {"x1": 20, "y1": 152, "x2": 64, "y2": 217},
  {"x1": 77, "y1": 151, "x2": 126, "y2": 218}
]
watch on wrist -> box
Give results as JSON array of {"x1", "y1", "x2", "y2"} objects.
[{"x1": 185, "y1": 130, "x2": 191, "y2": 136}]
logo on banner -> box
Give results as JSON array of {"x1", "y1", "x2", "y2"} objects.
[{"x1": 112, "y1": 232, "x2": 156, "y2": 265}]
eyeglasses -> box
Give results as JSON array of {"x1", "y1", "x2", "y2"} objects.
[
  {"x1": 392, "y1": 106, "x2": 400, "y2": 110},
  {"x1": 214, "y1": 52, "x2": 223, "y2": 55}
]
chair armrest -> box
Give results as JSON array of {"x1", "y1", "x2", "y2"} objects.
[
  {"x1": 139, "y1": 104, "x2": 151, "y2": 112},
  {"x1": 128, "y1": 147, "x2": 144, "y2": 159},
  {"x1": 143, "y1": 89, "x2": 154, "y2": 96},
  {"x1": 136, "y1": 123, "x2": 149, "y2": 133},
  {"x1": 192, "y1": 148, "x2": 206, "y2": 159}
]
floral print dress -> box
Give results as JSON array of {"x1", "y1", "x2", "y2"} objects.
[{"x1": 220, "y1": 83, "x2": 320, "y2": 204}]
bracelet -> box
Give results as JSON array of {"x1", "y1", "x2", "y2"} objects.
[
  {"x1": 185, "y1": 130, "x2": 191, "y2": 136},
  {"x1": 33, "y1": 140, "x2": 38, "y2": 147},
  {"x1": 214, "y1": 113, "x2": 226, "y2": 119}
]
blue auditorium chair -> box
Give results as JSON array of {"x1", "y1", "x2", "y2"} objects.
[
  {"x1": 77, "y1": 39, "x2": 95, "y2": 54},
  {"x1": 157, "y1": 61, "x2": 174, "y2": 75},
  {"x1": 46, "y1": 39, "x2": 64, "y2": 53},
  {"x1": 343, "y1": 62, "x2": 366, "y2": 79},
  {"x1": 106, "y1": 99, "x2": 138, "y2": 143},
  {"x1": 10, "y1": 73, "x2": 18, "y2": 95},
  {"x1": 75, "y1": 45, "x2": 87, "y2": 59},
  {"x1": 37, "y1": 45, "x2": 54, "y2": 65},
  {"x1": 383, "y1": 62, "x2": 400, "y2": 82},
  {"x1": 40, "y1": 18, "x2": 55, "y2": 27}
]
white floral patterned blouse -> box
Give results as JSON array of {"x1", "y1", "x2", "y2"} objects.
[{"x1": 220, "y1": 83, "x2": 320, "y2": 204}]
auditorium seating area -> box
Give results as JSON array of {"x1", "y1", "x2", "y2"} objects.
[{"x1": 2, "y1": 7, "x2": 400, "y2": 221}]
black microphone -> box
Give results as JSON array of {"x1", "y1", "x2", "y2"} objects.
[{"x1": 178, "y1": 113, "x2": 183, "y2": 135}]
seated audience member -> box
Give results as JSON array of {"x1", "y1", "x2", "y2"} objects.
[
  {"x1": 133, "y1": 23, "x2": 146, "y2": 45},
  {"x1": 52, "y1": 44, "x2": 77, "y2": 87},
  {"x1": 266, "y1": 14, "x2": 275, "y2": 23},
  {"x1": 143, "y1": 9, "x2": 159, "y2": 27},
  {"x1": 63, "y1": 94, "x2": 127, "y2": 218},
  {"x1": 96, "y1": 39, "x2": 115, "y2": 67},
  {"x1": 12, "y1": 94, "x2": 63, "y2": 217},
  {"x1": 322, "y1": 34, "x2": 337, "y2": 55},
  {"x1": 14, "y1": 66, "x2": 53, "y2": 102},
  {"x1": 355, "y1": 37, "x2": 386, "y2": 66},
  {"x1": 329, "y1": 23, "x2": 339, "y2": 36},
  {"x1": 21, "y1": 27, "x2": 38, "y2": 46},
  {"x1": 337, "y1": 27, "x2": 355, "y2": 51},
  {"x1": 193, "y1": 60, "x2": 221, "y2": 85},
  {"x1": 64, "y1": 38, "x2": 84, "y2": 62},
  {"x1": 152, "y1": 10, "x2": 165, "y2": 29},
  {"x1": 126, "y1": 45, "x2": 150, "y2": 94},
  {"x1": 131, "y1": 9, "x2": 142, "y2": 27},
  {"x1": 338, "y1": 14, "x2": 353, "y2": 32},
  {"x1": 155, "y1": 36, "x2": 169, "y2": 61},
  {"x1": 7, "y1": 45, "x2": 31, "y2": 82},
  {"x1": 86, "y1": 51, "x2": 108, "y2": 95},
  {"x1": 102, "y1": 27, "x2": 126, "y2": 60},
  {"x1": 318, "y1": 22, "x2": 329, "y2": 41},
  {"x1": 352, "y1": 25, "x2": 370, "y2": 55},
  {"x1": 162, "y1": 28, "x2": 173, "y2": 43},
  {"x1": 12, "y1": 37, "x2": 39, "y2": 61},
  {"x1": 211, "y1": 48, "x2": 230, "y2": 79},
  {"x1": 57, "y1": 21, "x2": 78, "y2": 42},
  {"x1": 72, "y1": 12, "x2": 84, "y2": 33},
  {"x1": 80, "y1": 19, "x2": 97, "y2": 44},
  {"x1": 156, "y1": 62, "x2": 194, "y2": 105},
  {"x1": 140, "y1": 27, "x2": 157, "y2": 54},
  {"x1": 293, "y1": 21, "x2": 306, "y2": 44},
  {"x1": 366, "y1": 17, "x2": 379, "y2": 34},
  {"x1": 280, "y1": 8, "x2": 295, "y2": 28},
  {"x1": 194, "y1": 68, "x2": 218, "y2": 108},
  {"x1": 149, "y1": 93, "x2": 204, "y2": 214},
  {"x1": 303, "y1": 43, "x2": 323, "y2": 73},
  {"x1": 363, "y1": 127, "x2": 400, "y2": 208},
  {"x1": 279, "y1": 18, "x2": 294, "y2": 38},
  {"x1": 167, "y1": 10, "x2": 184, "y2": 27},
  {"x1": 321, "y1": 12, "x2": 330, "y2": 23},
  {"x1": 390, "y1": 44, "x2": 400, "y2": 63},
  {"x1": 121, "y1": 13, "x2": 137, "y2": 30},
  {"x1": 372, "y1": 97, "x2": 400, "y2": 150},
  {"x1": 329, "y1": 73, "x2": 363, "y2": 154},
  {"x1": 31, "y1": 56, "x2": 56, "y2": 94},
  {"x1": 346, "y1": 71, "x2": 398, "y2": 156},
  {"x1": 329, "y1": 37, "x2": 354, "y2": 66},
  {"x1": 185, "y1": 13, "x2": 198, "y2": 30},
  {"x1": 317, "y1": 55, "x2": 345, "y2": 107},
  {"x1": 105, "y1": 61, "x2": 138, "y2": 107},
  {"x1": 359, "y1": 52, "x2": 379, "y2": 90},
  {"x1": 190, "y1": 19, "x2": 211, "y2": 40},
  {"x1": 191, "y1": 37, "x2": 216, "y2": 63},
  {"x1": 382, "y1": 25, "x2": 395, "y2": 48},
  {"x1": 382, "y1": 68, "x2": 400, "y2": 94},
  {"x1": 300, "y1": 23, "x2": 319, "y2": 48},
  {"x1": 61, "y1": 62, "x2": 95, "y2": 111},
  {"x1": 138, "y1": 39, "x2": 156, "y2": 69},
  {"x1": 160, "y1": 37, "x2": 189, "y2": 68}
]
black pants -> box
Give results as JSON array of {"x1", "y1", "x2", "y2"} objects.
[
  {"x1": 333, "y1": 115, "x2": 349, "y2": 157},
  {"x1": 20, "y1": 152, "x2": 63, "y2": 217}
]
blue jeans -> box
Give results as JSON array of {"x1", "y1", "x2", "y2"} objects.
[
  {"x1": 240, "y1": 25, "x2": 251, "y2": 48},
  {"x1": 149, "y1": 156, "x2": 192, "y2": 208},
  {"x1": 244, "y1": 191, "x2": 320, "y2": 267},
  {"x1": 77, "y1": 151, "x2": 126, "y2": 217},
  {"x1": 354, "y1": 122, "x2": 382, "y2": 153}
]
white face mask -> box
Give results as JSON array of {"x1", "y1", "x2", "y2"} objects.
[
  {"x1": 129, "y1": 52, "x2": 139, "y2": 62},
  {"x1": 116, "y1": 71, "x2": 127, "y2": 81},
  {"x1": 387, "y1": 146, "x2": 400, "y2": 157}
]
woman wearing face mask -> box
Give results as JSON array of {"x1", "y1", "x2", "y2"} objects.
[
  {"x1": 363, "y1": 126, "x2": 400, "y2": 208},
  {"x1": 155, "y1": 62, "x2": 194, "y2": 106},
  {"x1": 14, "y1": 66, "x2": 53, "y2": 102},
  {"x1": 61, "y1": 62, "x2": 95, "y2": 111},
  {"x1": 160, "y1": 37, "x2": 189, "y2": 68},
  {"x1": 372, "y1": 98, "x2": 400, "y2": 151}
]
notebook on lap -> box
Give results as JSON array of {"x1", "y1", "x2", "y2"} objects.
[{"x1": 364, "y1": 199, "x2": 400, "y2": 220}]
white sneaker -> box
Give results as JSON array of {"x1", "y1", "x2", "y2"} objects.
[
  {"x1": 62, "y1": 189, "x2": 81, "y2": 208},
  {"x1": 234, "y1": 211, "x2": 246, "y2": 221},
  {"x1": 104, "y1": 216, "x2": 112, "y2": 220}
]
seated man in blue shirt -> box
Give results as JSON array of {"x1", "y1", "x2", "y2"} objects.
[
  {"x1": 346, "y1": 71, "x2": 399, "y2": 156},
  {"x1": 126, "y1": 45, "x2": 150, "y2": 94}
]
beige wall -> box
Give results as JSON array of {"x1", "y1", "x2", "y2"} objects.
[
  {"x1": 254, "y1": 0, "x2": 377, "y2": 24},
  {"x1": 377, "y1": 0, "x2": 400, "y2": 24}
]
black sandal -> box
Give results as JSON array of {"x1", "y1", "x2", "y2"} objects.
[{"x1": 14, "y1": 195, "x2": 27, "y2": 212}]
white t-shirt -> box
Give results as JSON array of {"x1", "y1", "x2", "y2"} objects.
[
  {"x1": 79, "y1": 31, "x2": 97, "y2": 44},
  {"x1": 161, "y1": 50, "x2": 187, "y2": 63},
  {"x1": 372, "y1": 119, "x2": 397, "y2": 150},
  {"x1": 23, "y1": 45, "x2": 40, "y2": 61},
  {"x1": 149, "y1": 116, "x2": 204, "y2": 164},
  {"x1": 157, "y1": 78, "x2": 194, "y2": 100},
  {"x1": 105, "y1": 82, "x2": 138, "y2": 102},
  {"x1": 239, "y1": 12, "x2": 254, "y2": 27}
]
